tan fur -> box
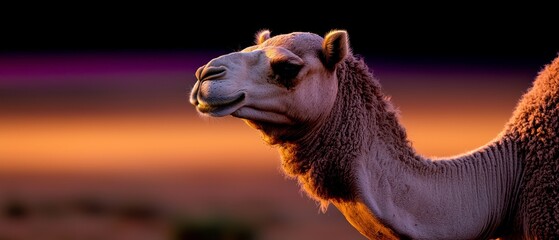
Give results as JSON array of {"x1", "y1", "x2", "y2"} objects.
[
  {"x1": 504, "y1": 56, "x2": 559, "y2": 238},
  {"x1": 190, "y1": 30, "x2": 559, "y2": 239}
]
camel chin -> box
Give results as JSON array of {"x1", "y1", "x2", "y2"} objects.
[{"x1": 232, "y1": 107, "x2": 293, "y2": 125}]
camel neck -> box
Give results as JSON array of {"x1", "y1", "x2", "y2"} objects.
[
  {"x1": 350, "y1": 134, "x2": 523, "y2": 238},
  {"x1": 276, "y1": 55, "x2": 523, "y2": 238}
]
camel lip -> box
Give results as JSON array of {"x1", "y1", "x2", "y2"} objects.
[{"x1": 196, "y1": 92, "x2": 245, "y2": 117}]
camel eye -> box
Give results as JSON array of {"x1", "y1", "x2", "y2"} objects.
[{"x1": 272, "y1": 61, "x2": 302, "y2": 81}]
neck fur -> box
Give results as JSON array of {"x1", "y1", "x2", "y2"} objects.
[{"x1": 278, "y1": 55, "x2": 415, "y2": 203}]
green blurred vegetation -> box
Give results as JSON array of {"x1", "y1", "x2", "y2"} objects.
[
  {"x1": 172, "y1": 215, "x2": 256, "y2": 240},
  {"x1": 0, "y1": 195, "x2": 262, "y2": 240}
]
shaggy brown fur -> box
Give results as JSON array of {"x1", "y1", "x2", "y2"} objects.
[{"x1": 504, "y1": 55, "x2": 559, "y2": 238}]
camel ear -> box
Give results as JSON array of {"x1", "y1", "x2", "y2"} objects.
[
  {"x1": 322, "y1": 30, "x2": 349, "y2": 69},
  {"x1": 255, "y1": 29, "x2": 271, "y2": 44}
]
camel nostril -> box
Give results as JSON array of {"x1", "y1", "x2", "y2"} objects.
[{"x1": 198, "y1": 66, "x2": 227, "y2": 81}]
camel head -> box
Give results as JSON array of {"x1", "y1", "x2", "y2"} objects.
[{"x1": 190, "y1": 30, "x2": 350, "y2": 144}]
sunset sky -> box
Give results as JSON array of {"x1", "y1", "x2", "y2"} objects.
[
  {"x1": 1, "y1": 6, "x2": 556, "y2": 194},
  {"x1": 1, "y1": 10, "x2": 557, "y2": 171}
]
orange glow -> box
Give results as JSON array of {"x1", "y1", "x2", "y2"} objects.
[
  {"x1": 400, "y1": 112, "x2": 510, "y2": 157},
  {"x1": 0, "y1": 114, "x2": 278, "y2": 173}
]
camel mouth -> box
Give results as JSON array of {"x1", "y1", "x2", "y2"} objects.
[{"x1": 196, "y1": 92, "x2": 245, "y2": 117}]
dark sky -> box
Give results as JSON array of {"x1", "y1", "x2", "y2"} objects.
[{"x1": 2, "y1": 5, "x2": 557, "y2": 66}]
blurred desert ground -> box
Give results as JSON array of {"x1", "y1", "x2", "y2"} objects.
[{"x1": 0, "y1": 50, "x2": 543, "y2": 239}]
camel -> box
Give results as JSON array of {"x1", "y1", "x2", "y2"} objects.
[{"x1": 189, "y1": 29, "x2": 559, "y2": 239}]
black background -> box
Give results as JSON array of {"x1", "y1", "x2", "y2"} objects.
[{"x1": 2, "y1": 4, "x2": 557, "y2": 66}]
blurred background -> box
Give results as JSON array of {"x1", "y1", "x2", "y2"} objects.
[{"x1": 0, "y1": 5, "x2": 557, "y2": 240}]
